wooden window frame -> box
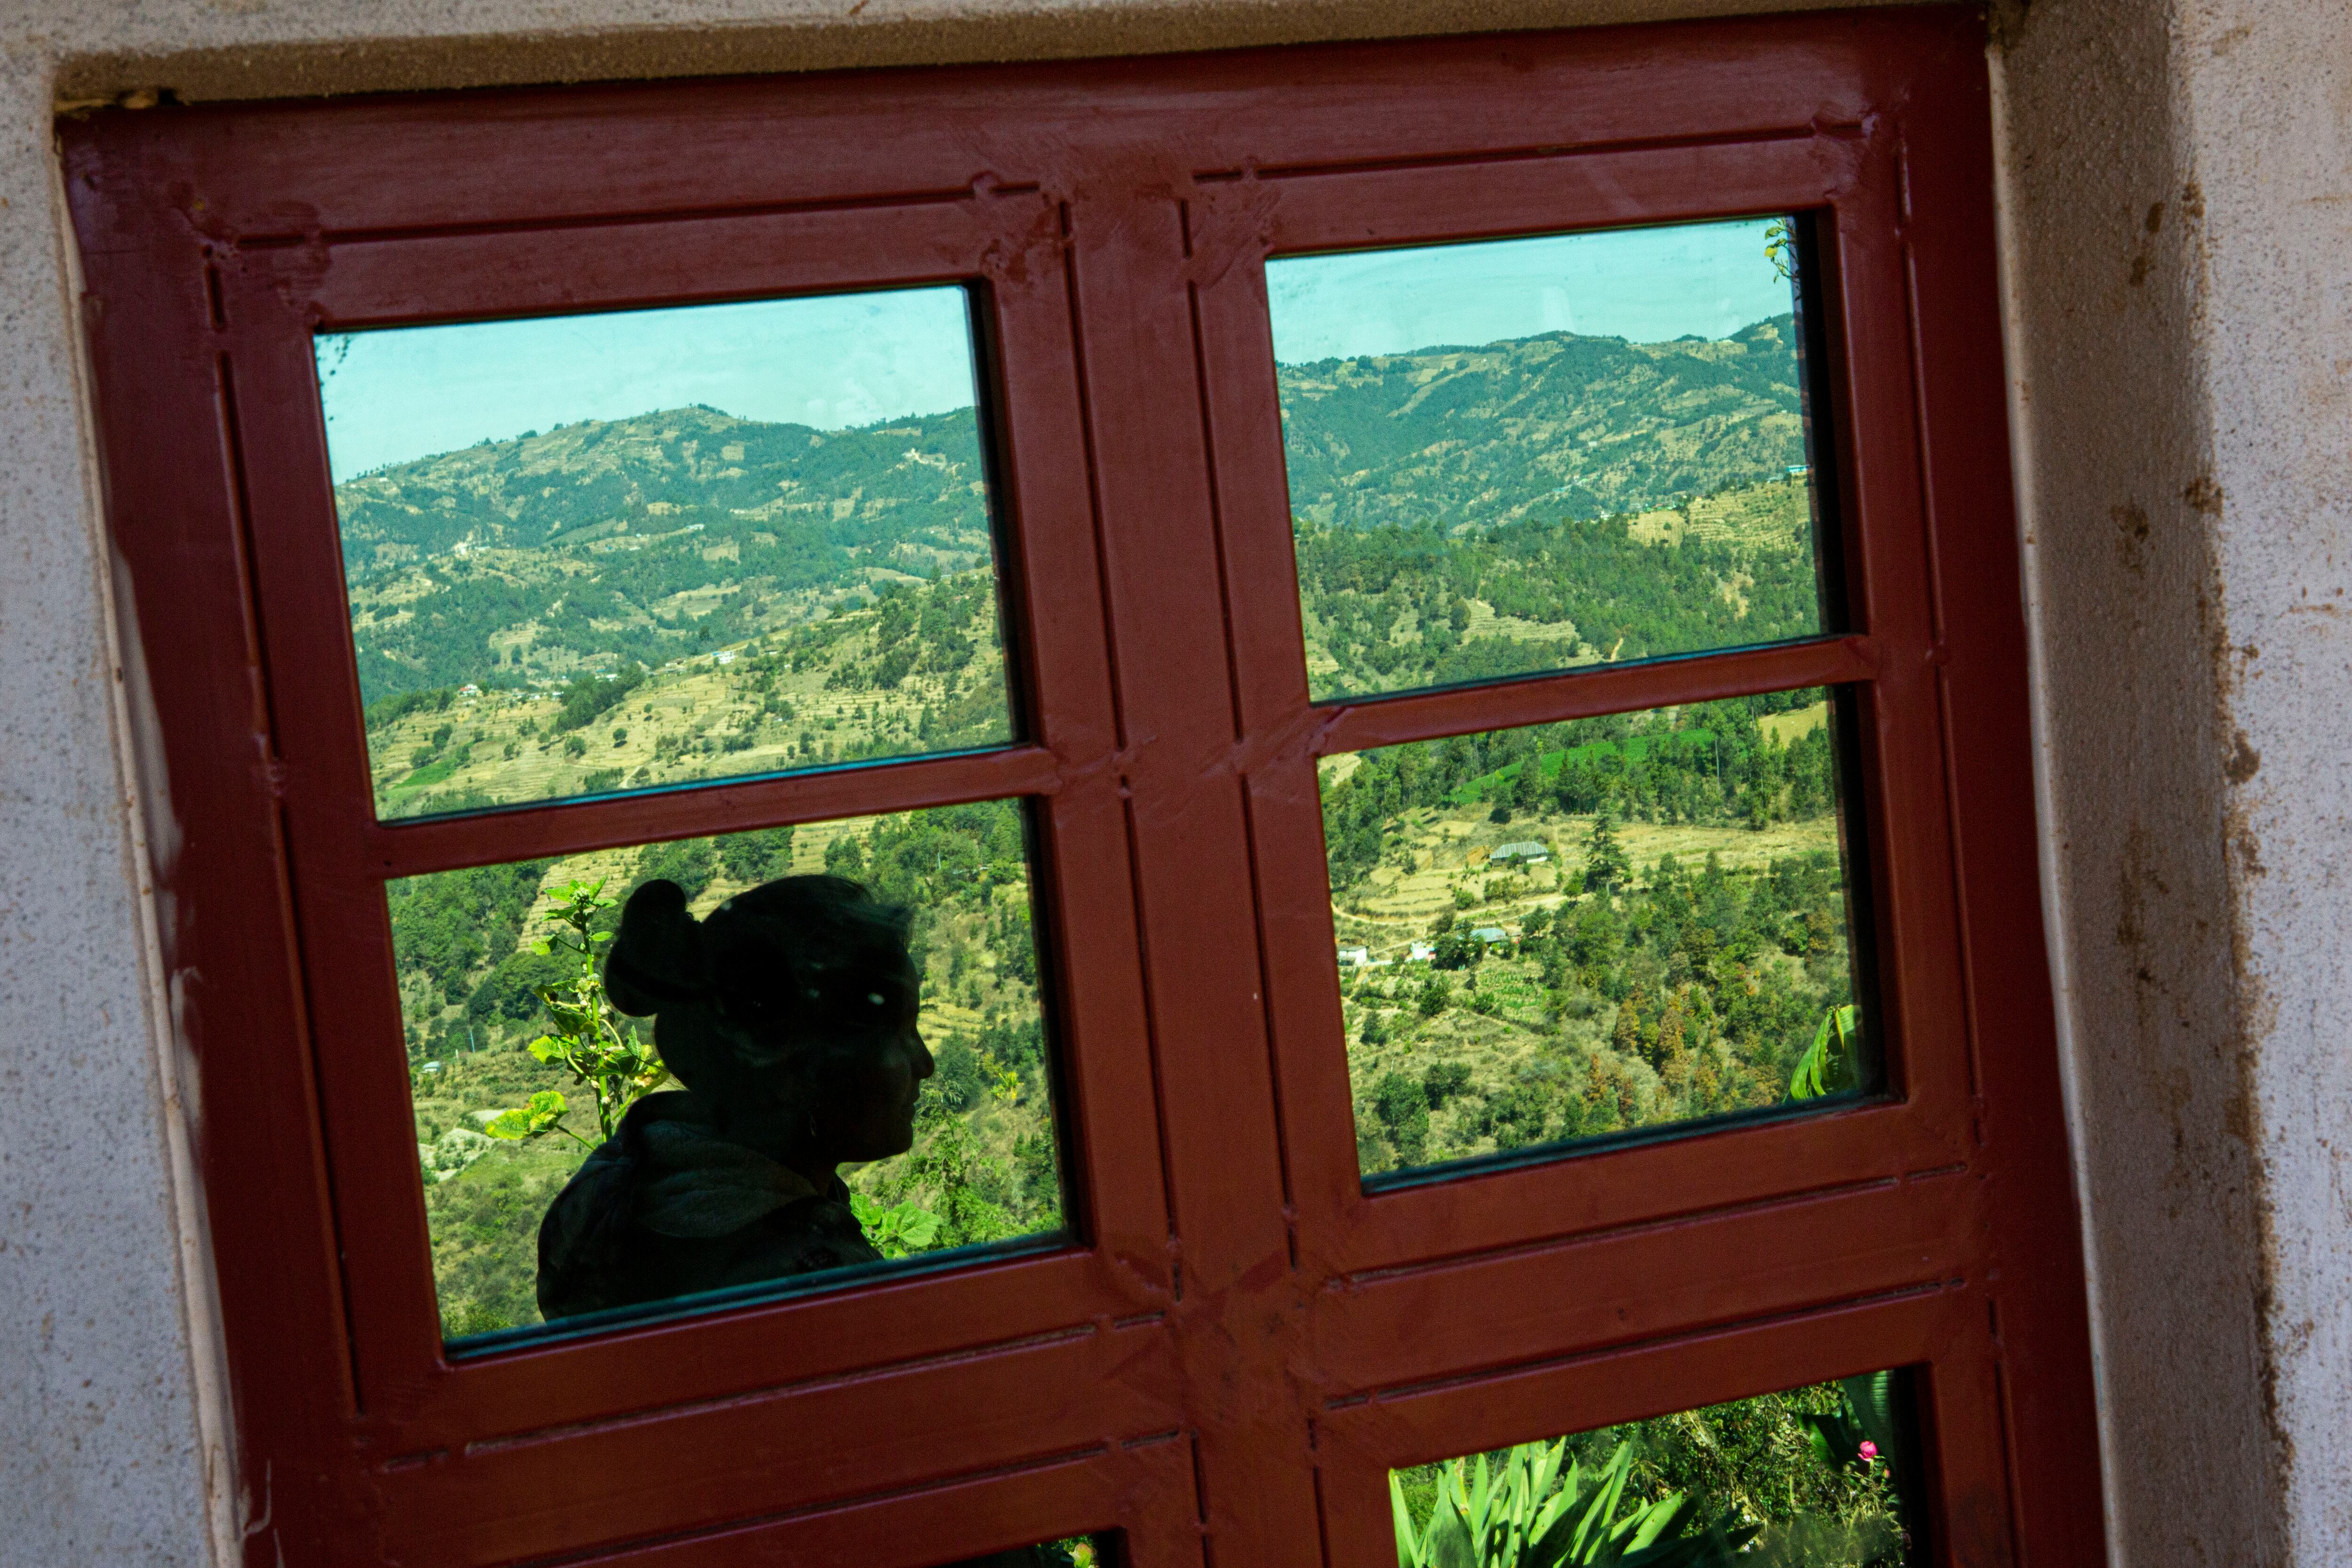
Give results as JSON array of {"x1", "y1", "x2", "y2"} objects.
[{"x1": 64, "y1": 9, "x2": 2104, "y2": 1566}]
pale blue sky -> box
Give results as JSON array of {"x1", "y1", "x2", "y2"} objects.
[
  {"x1": 315, "y1": 220, "x2": 1791, "y2": 481},
  {"x1": 315, "y1": 286, "x2": 982, "y2": 482},
  {"x1": 1266, "y1": 217, "x2": 1792, "y2": 365}
]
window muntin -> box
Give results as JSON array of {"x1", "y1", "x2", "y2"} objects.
[
  {"x1": 1389, "y1": 1370, "x2": 1920, "y2": 1567},
  {"x1": 1269, "y1": 218, "x2": 1832, "y2": 704},
  {"x1": 62, "y1": 24, "x2": 2094, "y2": 1568},
  {"x1": 393, "y1": 799, "x2": 1065, "y2": 1348},
  {"x1": 1322, "y1": 688, "x2": 1871, "y2": 1182},
  {"x1": 317, "y1": 287, "x2": 1017, "y2": 822}
]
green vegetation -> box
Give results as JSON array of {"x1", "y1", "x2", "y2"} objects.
[
  {"x1": 1393, "y1": 1438, "x2": 1754, "y2": 1567},
  {"x1": 334, "y1": 402, "x2": 1016, "y2": 820},
  {"x1": 1279, "y1": 316, "x2": 1822, "y2": 699},
  {"x1": 1324, "y1": 694, "x2": 1862, "y2": 1176},
  {"x1": 396, "y1": 801, "x2": 1058, "y2": 1340},
  {"x1": 336, "y1": 405, "x2": 996, "y2": 703},
  {"x1": 363, "y1": 299, "x2": 1843, "y2": 1332},
  {"x1": 481, "y1": 879, "x2": 667, "y2": 1146},
  {"x1": 1391, "y1": 1377, "x2": 1910, "y2": 1567}
]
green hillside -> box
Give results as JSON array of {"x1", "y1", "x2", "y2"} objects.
[
  {"x1": 345, "y1": 312, "x2": 1843, "y2": 1334},
  {"x1": 337, "y1": 402, "x2": 994, "y2": 703},
  {"x1": 1278, "y1": 316, "x2": 1825, "y2": 698},
  {"x1": 1279, "y1": 315, "x2": 1807, "y2": 529}
]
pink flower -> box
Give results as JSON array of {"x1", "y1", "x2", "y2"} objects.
[{"x1": 1858, "y1": 1441, "x2": 1879, "y2": 1464}]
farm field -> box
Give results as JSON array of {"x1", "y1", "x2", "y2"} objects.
[{"x1": 1317, "y1": 694, "x2": 1861, "y2": 1178}]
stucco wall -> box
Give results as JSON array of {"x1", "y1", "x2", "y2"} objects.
[
  {"x1": 1992, "y1": 3, "x2": 2280, "y2": 1561},
  {"x1": 1994, "y1": 0, "x2": 2352, "y2": 1560},
  {"x1": 2172, "y1": 4, "x2": 2351, "y2": 1557},
  {"x1": 3, "y1": 0, "x2": 2343, "y2": 1562}
]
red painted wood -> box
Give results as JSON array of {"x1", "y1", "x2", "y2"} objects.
[
  {"x1": 566, "y1": 1434, "x2": 1202, "y2": 1568},
  {"x1": 1894, "y1": 61, "x2": 2107, "y2": 1567},
  {"x1": 1316, "y1": 1168, "x2": 1980, "y2": 1396},
  {"x1": 61, "y1": 10, "x2": 2105, "y2": 1567},
  {"x1": 1063, "y1": 184, "x2": 1328, "y2": 1568},
  {"x1": 1307, "y1": 637, "x2": 1879, "y2": 759},
  {"x1": 63, "y1": 16, "x2": 1917, "y2": 244}
]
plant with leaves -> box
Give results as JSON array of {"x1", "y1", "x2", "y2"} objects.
[
  {"x1": 849, "y1": 1191, "x2": 944, "y2": 1259},
  {"x1": 485, "y1": 879, "x2": 668, "y2": 1147},
  {"x1": 1787, "y1": 1003, "x2": 1861, "y2": 1101},
  {"x1": 1391, "y1": 1439, "x2": 1757, "y2": 1568},
  {"x1": 896, "y1": 1086, "x2": 1020, "y2": 1247}
]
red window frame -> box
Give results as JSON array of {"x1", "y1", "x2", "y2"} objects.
[{"x1": 64, "y1": 10, "x2": 2104, "y2": 1566}]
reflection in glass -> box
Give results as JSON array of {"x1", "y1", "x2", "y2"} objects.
[
  {"x1": 1321, "y1": 690, "x2": 1868, "y2": 1179},
  {"x1": 1268, "y1": 217, "x2": 1830, "y2": 702},
  {"x1": 317, "y1": 287, "x2": 1016, "y2": 821},
  {"x1": 394, "y1": 800, "x2": 1059, "y2": 1343},
  {"x1": 1391, "y1": 1372, "x2": 1918, "y2": 1567}
]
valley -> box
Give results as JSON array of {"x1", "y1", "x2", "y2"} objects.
[{"x1": 346, "y1": 309, "x2": 1845, "y2": 1335}]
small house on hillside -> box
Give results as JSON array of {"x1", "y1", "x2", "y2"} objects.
[
  {"x1": 1491, "y1": 840, "x2": 1550, "y2": 865},
  {"x1": 715, "y1": 650, "x2": 738, "y2": 665},
  {"x1": 1407, "y1": 941, "x2": 1436, "y2": 963},
  {"x1": 1336, "y1": 945, "x2": 1371, "y2": 967},
  {"x1": 1471, "y1": 927, "x2": 1508, "y2": 945}
]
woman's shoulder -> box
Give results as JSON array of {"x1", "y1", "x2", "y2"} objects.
[{"x1": 536, "y1": 1098, "x2": 882, "y2": 1318}]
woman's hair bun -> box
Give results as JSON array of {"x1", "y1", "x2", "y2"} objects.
[{"x1": 604, "y1": 879, "x2": 708, "y2": 1016}]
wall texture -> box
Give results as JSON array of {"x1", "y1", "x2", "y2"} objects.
[
  {"x1": 1995, "y1": 0, "x2": 2352, "y2": 1560},
  {"x1": 1992, "y1": 1, "x2": 2284, "y2": 1560},
  {"x1": 2172, "y1": 3, "x2": 2352, "y2": 1557},
  {"x1": 3, "y1": 0, "x2": 2343, "y2": 1563}
]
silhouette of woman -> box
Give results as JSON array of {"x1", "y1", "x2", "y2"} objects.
[{"x1": 536, "y1": 873, "x2": 935, "y2": 1320}]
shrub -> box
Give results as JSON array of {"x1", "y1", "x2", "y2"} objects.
[{"x1": 1423, "y1": 1060, "x2": 1472, "y2": 1108}]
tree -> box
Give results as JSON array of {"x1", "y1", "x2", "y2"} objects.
[{"x1": 1583, "y1": 809, "x2": 1633, "y2": 893}]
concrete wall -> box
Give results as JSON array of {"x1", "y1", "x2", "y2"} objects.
[
  {"x1": 1994, "y1": 0, "x2": 2352, "y2": 1559},
  {"x1": 3, "y1": 0, "x2": 2344, "y2": 1561}
]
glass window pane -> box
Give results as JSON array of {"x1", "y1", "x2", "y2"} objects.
[
  {"x1": 1390, "y1": 1371, "x2": 1921, "y2": 1567},
  {"x1": 318, "y1": 287, "x2": 1017, "y2": 822},
  {"x1": 1269, "y1": 217, "x2": 1832, "y2": 703},
  {"x1": 393, "y1": 799, "x2": 1062, "y2": 1348},
  {"x1": 1321, "y1": 689, "x2": 1871, "y2": 1181}
]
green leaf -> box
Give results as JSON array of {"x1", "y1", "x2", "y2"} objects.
[
  {"x1": 1788, "y1": 1003, "x2": 1860, "y2": 1100},
  {"x1": 895, "y1": 1205, "x2": 942, "y2": 1249},
  {"x1": 483, "y1": 1108, "x2": 533, "y2": 1139},
  {"x1": 1425, "y1": 1478, "x2": 1477, "y2": 1568},
  {"x1": 1391, "y1": 1473, "x2": 1422, "y2": 1567},
  {"x1": 1840, "y1": 1369, "x2": 1900, "y2": 1458}
]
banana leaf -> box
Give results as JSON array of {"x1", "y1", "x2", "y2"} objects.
[{"x1": 1788, "y1": 1003, "x2": 1860, "y2": 1099}]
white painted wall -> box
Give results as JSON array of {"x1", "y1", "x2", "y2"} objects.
[
  {"x1": 2174, "y1": 6, "x2": 2352, "y2": 1559},
  {"x1": 1, "y1": 0, "x2": 2344, "y2": 1561}
]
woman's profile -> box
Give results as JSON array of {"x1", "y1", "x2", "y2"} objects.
[{"x1": 536, "y1": 873, "x2": 935, "y2": 1320}]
